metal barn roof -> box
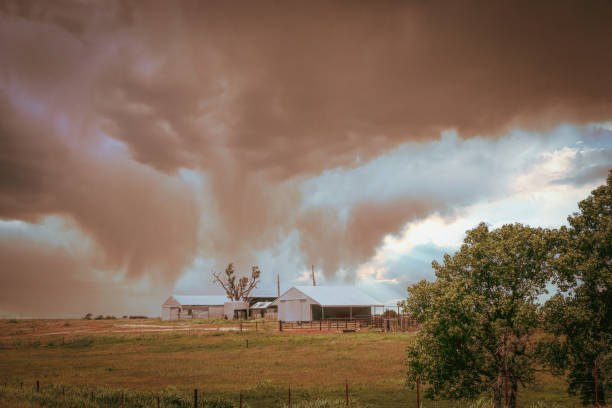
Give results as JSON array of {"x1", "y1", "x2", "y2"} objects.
[
  {"x1": 172, "y1": 295, "x2": 229, "y2": 306},
  {"x1": 293, "y1": 286, "x2": 383, "y2": 307},
  {"x1": 251, "y1": 301, "x2": 274, "y2": 309}
]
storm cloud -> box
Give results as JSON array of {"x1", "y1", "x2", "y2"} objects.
[{"x1": 1, "y1": 0, "x2": 611, "y2": 315}]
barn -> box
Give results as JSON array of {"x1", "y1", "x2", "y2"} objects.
[
  {"x1": 272, "y1": 286, "x2": 382, "y2": 322},
  {"x1": 161, "y1": 295, "x2": 228, "y2": 320}
]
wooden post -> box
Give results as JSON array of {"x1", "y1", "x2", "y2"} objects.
[
  {"x1": 595, "y1": 360, "x2": 599, "y2": 407},
  {"x1": 246, "y1": 339, "x2": 249, "y2": 348},
  {"x1": 121, "y1": 391, "x2": 125, "y2": 408},
  {"x1": 20, "y1": 381, "x2": 23, "y2": 390},
  {"x1": 194, "y1": 388, "x2": 197, "y2": 408},
  {"x1": 416, "y1": 377, "x2": 421, "y2": 408},
  {"x1": 288, "y1": 385, "x2": 291, "y2": 407},
  {"x1": 256, "y1": 321, "x2": 258, "y2": 332},
  {"x1": 277, "y1": 274, "x2": 280, "y2": 297},
  {"x1": 36, "y1": 380, "x2": 39, "y2": 392},
  {"x1": 240, "y1": 322, "x2": 242, "y2": 332},
  {"x1": 240, "y1": 391, "x2": 243, "y2": 408},
  {"x1": 157, "y1": 395, "x2": 160, "y2": 408},
  {"x1": 320, "y1": 320, "x2": 322, "y2": 331},
  {"x1": 345, "y1": 378, "x2": 349, "y2": 406},
  {"x1": 279, "y1": 320, "x2": 283, "y2": 332},
  {"x1": 62, "y1": 386, "x2": 65, "y2": 396},
  {"x1": 91, "y1": 390, "x2": 94, "y2": 401}
]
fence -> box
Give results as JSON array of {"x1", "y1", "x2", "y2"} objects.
[{"x1": 0, "y1": 379, "x2": 593, "y2": 408}]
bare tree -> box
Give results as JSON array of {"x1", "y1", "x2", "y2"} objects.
[{"x1": 212, "y1": 263, "x2": 261, "y2": 301}]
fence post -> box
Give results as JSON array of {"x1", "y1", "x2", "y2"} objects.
[
  {"x1": 20, "y1": 381, "x2": 23, "y2": 390},
  {"x1": 36, "y1": 380, "x2": 39, "y2": 392},
  {"x1": 246, "y1": 339, "x2": 249, "y2": 348},
  {"x1": 240, "y1": 322, "x2": 242, "y2": 332},
  {"x1": 194, "y1": 388, "x2": 198, "y2": 408},
  {"x1": 320, "y1": 320, "x2": 322, "y2": 331},
  {"x1": 279, "y1": 320, "x2": 283, "y2": 332},
  {"x1": 345, "y1": 378, "x2": 349, "y2": 406},
  {"x1": 157, "y1": 395, "x2": 160, "y2": 408},
  {"x1": 240, "y1": 391, "x2": 243, "y2": 408},
  {"x1": 121, "y1": 391, "x2": 125, "y2": 408},
  {"x1": 256, "y1": 321, "x2": 258, "y2": 332},
  {"x1": 288, "y1": 385, "x2": 291, "y2": 407},
  {"x1": 91, "y1": 390, "x2": 94, "y2": 401},
  {"x1": 62, "y1": 386, "x2": 65, "y2": 396}
]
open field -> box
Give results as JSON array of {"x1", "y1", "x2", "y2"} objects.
[{"x1": 0, "y1": 319, "x2": 582, "y2": 407}]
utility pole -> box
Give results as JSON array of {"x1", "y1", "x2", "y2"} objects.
[
  {"x1": 312, "y1": 265, "x2": 316, "y2": 286},
  {"x1": 277, "y1": 274, "x2": 280, "y2": 297}
]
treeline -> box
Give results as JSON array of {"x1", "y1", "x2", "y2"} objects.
[{"x1": 403, "y1": 171, "x2": 611, "y2": 408}]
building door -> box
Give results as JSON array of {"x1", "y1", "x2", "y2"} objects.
[{"x1": 285, "y1": 300, "x2": 302, "y2": 321}]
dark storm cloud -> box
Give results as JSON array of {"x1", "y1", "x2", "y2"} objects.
[
  {"x1": 296, "y1": 199, "x2": 444, "y2": 279},
  {"x1": 1, "y1": 0, "x2": 612, "y2": 312}
]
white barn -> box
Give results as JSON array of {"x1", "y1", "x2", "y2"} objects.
[
  {"x1": 161, "y1": 295, "x2": 229, "y2": 320},
  {"x1": 272, "y1": 286, "x2": 382, "y2": 322}
]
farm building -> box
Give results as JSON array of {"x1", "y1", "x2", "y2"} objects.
[
  {"x1": 272, "y1": 286, "x2": 382, "y2": 322},
  {"x1": 161, "y1": 295, "x2": 228, "y2": 320},
  {"x1": 250, "y1": 301, "x2": 278, "y2": 320}
]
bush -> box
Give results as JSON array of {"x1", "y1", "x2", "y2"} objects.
[{"x1": 83, "y1": 313, "x2": 93, "y2": 320}]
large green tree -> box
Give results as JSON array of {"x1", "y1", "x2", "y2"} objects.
[
  {"x1": 404, "y1": 223, "x2": 554, "y2": 408},
  {"x1": 542, "y1": 171, "x2": 611, "y2": 405}
]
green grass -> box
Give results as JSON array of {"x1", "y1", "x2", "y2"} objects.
[{"x1": 0, "y1": 320, "x2": 583, "y2": 407}]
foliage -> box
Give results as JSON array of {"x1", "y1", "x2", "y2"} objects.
[
  {"x1": 212, "y1": 263, "x2": 261, "y2": 301},
  {"x1": 403, "y1": 223, "x2": 554, "y2": 408},
  {"x1": 280, "y1": 397, "x2": 370, "y2": 408},
  {"x1": 0, "y1": 383, "x2": 240, "y2": 407},
  {"x1": 83, "y1": 313, "x2": 93, "y2": 320},
  {"x1": 541, "y1": 170, "x2": 611, "y2": 405},
  {"x1": 466, "y1": 397, "x2": 561, "y2": 408}
]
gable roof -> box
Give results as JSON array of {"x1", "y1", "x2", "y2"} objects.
[
  {"x1": 291, "y1": 286, "x2": 382, "y2": 307},
  {"x1": 171, "y1": 295, "x2": 229, "y2": 306}
]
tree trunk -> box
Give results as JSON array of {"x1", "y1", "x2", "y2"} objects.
[
  {"x1": 509, "y1": 377, "x2": 518, "y2": 408},
  {"x1": 493, "y1": 372, "x2": 504, "y2": 408}
]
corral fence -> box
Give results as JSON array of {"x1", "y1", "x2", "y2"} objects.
[{"x1": 232, "y1": 316, "x2": 420, "y2": 333}]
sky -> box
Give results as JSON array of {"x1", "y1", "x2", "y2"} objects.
[{"x1": 1, "y1": 0, "x2": 611, "y2": 317}]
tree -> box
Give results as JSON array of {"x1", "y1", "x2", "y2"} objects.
[
  {"x1": 542, "y1": 170, "x2": 611, "y2": 405},
  {"x1": 212, "y1": 263, "x2": 261, "y2": 301},
  {"x1": 404, "y1": 223, "x2": 554, "y2": 408}
]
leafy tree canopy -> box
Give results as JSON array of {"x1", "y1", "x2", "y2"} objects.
[
  {"x1": 542, "y1": 170, "x2": 611, "y2": 405},
  {"x1": 404, "y1": 223, "x2": 554, "y2": 408}
]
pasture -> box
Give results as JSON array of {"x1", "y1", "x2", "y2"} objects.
[{"x1": 0, "y1": 319, "x2": 581, "y2": 407}]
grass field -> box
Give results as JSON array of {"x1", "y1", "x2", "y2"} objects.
[{"x1": 0, "y1": 319, "x2": 582, "y2": 407}]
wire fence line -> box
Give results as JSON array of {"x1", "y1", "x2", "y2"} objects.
[{"x1": 0, "y1": 379, "x2": 593, "y2": 408}]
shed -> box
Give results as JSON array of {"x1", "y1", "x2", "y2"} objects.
[
  {"x1": 161, "y1": 295, "x2": 228, "y2": 320},
  {"x1": 250, "y1": 301, "x2": 278, "y2": 320},
  {"x1": 223, "y1": 301, "x2": 250, "y2": 320},
  {"x1": 272, "y1": 286, "x2": 382, "y2": 322}
]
